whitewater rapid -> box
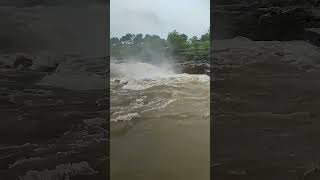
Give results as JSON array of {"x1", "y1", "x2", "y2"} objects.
[{"x1": 110, "y1": 61, "x2": 209, "y2": 122}]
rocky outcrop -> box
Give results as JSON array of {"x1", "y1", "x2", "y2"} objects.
[{"x1": 178, "y1": 62, "x2": 210, "y2": 75}]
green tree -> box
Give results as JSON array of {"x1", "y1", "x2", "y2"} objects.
[
  {"x1": 200, "y1": 29, "x2": 210, "y2": 41},
  {"x1": 120, "y1": 33, "x2": 135, "y2": 45},
  {"x1": 133, "y1": 34, "x2": 143, "y2": 45},
  {"x1": 189, "y1": 36, "x2": 199, "y2": 43},
  {"x1": 110, "y1": 31, "x2": 210, "y2": 62},
  {"x1": 180, "y1": 34, "x2": 188, "y2": 42},
  {"x1": 167, "y1": 30, "x2": 188, "y2": 51},
  {"x1": 110, "y1": 37, "x2": 120, "y2": 46}
]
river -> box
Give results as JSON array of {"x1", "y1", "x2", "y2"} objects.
[{"x1": 110, "y1": 60, "x2": 210, "y2": 180}]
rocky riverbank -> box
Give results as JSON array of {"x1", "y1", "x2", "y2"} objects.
[{"x1": 177, "y1": 61, "x2": 210, "y2": 75}]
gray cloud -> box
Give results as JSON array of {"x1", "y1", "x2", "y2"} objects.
[{"x1": 111, "y1": 0, "x2": 210, "y2": 38}]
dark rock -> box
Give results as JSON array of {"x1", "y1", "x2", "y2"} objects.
[
  {"x1": 13, "y1": 55, "x2": 33, "y2": 70},
  {"x1": 179, "y1": 62, "x2": 210, "y2": 75}
]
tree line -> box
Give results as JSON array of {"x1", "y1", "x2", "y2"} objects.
[{"x1": 110, "y1": 30, "x2": 210, "y2": 61}]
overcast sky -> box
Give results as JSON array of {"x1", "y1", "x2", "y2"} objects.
[{"x1": 111, "y1": 0, "x2": 210, "y2": 38}]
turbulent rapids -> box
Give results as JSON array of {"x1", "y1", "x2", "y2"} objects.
[
  {"x1": 110, "y1": 61, "x2": 209, "y2": 122},
  {"x1": 110, "y1": 60, "x2": 210, "y2": 180}
]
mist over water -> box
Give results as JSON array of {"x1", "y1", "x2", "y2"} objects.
[
  {"x1": 111, "y1": 61, "x2": 176, "y2": 82},
  {"x1": 111, "y1": 59, "x2": 210, "y2": 180}
]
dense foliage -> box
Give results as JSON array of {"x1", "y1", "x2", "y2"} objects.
[{"x1": 110, "y1": 30, "x2": 210, "y2": 62}]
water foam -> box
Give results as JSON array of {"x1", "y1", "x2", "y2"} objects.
[
  {"x1": 111, "y1": 60, "x2": 209, "y2": 123},
  {"x1": 111, "y1": 61, "x2": 209, "y2": 90}
]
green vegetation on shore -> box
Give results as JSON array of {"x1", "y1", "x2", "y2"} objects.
[{"x1": 110, "y1": 30, "x2": 210, "y2": 62}]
